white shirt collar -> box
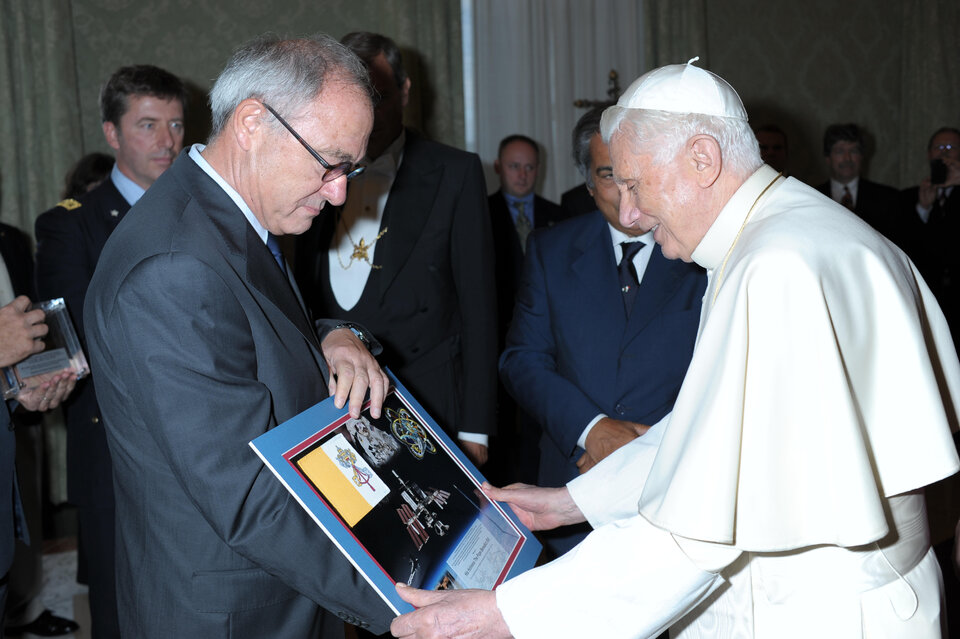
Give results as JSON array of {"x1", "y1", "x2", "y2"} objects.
[
  {"x1": 830, "y1": 176, "x2": 859, "y2": 203},
  {"x1": 188, "y1": 144, "x2": 269, "y2": 244},
  {"x1": 608, "y1": 225, "x2": 654, "y2": 248},
  {"x1": 110, "y1": 163, "x2": 146, "y2": 207}
]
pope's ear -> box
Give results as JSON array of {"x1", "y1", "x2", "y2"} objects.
[
  {"x1": 689, "y1": 135, "x2": 722, "y2": 188},
  {"x1": 232, "y1": 99, "x2": 266, "y2": 151}
]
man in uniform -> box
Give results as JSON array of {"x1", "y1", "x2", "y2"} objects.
[{"x1": 35, "y1": 64, "x2": 186, "y2": 639}]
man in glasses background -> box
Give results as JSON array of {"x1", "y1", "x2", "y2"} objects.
[
  {"x1": 82, "y1": 35, "x2": 395, "y2": 638},
  {"x1": 900, "y1": 126, "x2": 960, "y2": 351},
  {"x1": 34, "y1": 63, "x2": 187, "y2": 639},
  {"x1": 295, "y1": 31, "x2": 497, "y2": 469}
]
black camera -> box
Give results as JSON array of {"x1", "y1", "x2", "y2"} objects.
[{"x1": 931, "y1": 159, "x2": 948, "y2": 185}]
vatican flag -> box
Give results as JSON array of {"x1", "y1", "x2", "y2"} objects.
[{"x1": 297, "y1": 433, "x2": 390, "y2": 526}]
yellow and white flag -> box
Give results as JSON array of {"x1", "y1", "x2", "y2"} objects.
[{"x1": 297, "y1": 433, "x2": 390, "y2": 526}]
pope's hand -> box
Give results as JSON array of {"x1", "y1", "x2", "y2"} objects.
[
  {"x1": 321, "y1": 328, "x2": 390, "y2": 419},
  {"x1": 481, "y1": 482, "x2": 584, "y2": 531},
  {"x1": 390, "y1": 584, "x2": 511, "y2": 639}
]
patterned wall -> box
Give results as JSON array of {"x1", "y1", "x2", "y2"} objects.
[
  {"x1": 67, "y1": 1, "x2": 953, "y2": 190},
  {"x1": 707, "y1": 0, "x2": 910, "y2": 187},
  {"x1": 71, "y1": 0, "x2": 464, "y2": 155}
]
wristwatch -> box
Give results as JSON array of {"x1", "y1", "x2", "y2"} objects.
[{"x1": 334, "y1": 322, "x2": 371, "y2": 350}]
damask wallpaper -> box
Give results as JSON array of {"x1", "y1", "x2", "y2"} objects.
[
  {"x1": 707, "y1": 0, "x2": 956, "y2": 189},
  {"x1": 70, "y1": 0, "x2": 465, "y2": 153}
]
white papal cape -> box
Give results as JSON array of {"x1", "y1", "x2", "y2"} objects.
[{"x1": 496, "y1": 165, "x2": 960, "y2": 638}]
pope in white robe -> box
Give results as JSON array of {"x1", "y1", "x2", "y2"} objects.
[{"x1": 390, "y1": 61, "x2": 960, "y2": 639}]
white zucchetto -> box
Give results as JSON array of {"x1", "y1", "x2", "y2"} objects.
[{"x1": 610, "y1": 57, "x2": 748, "y2": 121}]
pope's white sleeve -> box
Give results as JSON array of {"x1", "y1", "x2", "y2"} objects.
[
  {"x1": 496, "y1": 515, "x2": 736, "y2": 639},
  {"x1": 567, "y1": 416, "x2": 667, "y2": 528}
]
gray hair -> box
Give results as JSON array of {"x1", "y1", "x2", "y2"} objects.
[
  {"x1": 208, "y1": 33, "x2": 374, "y2": 139},
  {"x1": 601, "y1": 107, "x2": 762, "y2": 179},
  {"x1": 572, "y1": 106, "x2": 606, "y2": 188}
]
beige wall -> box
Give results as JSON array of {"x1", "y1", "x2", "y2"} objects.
[
  {"x1": 707, "y1": 0, "x2": 942, "y2": 189},
  {"x1": 70, "y1": 0, "x2": 464, "y2": 156},
  {"x1": 55, "y1": 1, "x2": 960, "y2": 194}
]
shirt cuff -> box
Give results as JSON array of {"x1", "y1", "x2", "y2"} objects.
[
  {"x1": 577, "y1": 414, "x2": 607, "y2": 450},
  {"x1": 458, "y1": 432, "x2": 488, "y2": 447},
  {"x1": 916, "y1": 203, "x2": 932, "y2": 223}
]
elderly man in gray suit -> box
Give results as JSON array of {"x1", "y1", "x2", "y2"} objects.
[{"x1": 83, "y1": 35, "x2": 395, "y2": 638}]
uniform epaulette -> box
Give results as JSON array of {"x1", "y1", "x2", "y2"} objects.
[{"x1": 56, "y1": 198, "x2": 82, "y2": 211}]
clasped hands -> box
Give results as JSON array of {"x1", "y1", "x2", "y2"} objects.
[{"x1": 577, "y1": 417, "x2": 648, "y2": 474}]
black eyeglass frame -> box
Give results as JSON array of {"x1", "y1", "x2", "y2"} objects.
[{"x1": 261, "y1": 102, "x2": 365, "y2": 182}]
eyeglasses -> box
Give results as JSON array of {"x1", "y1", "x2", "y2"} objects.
[
  {"x1": 934, "y1": 144, "x2": 957, "y2": 152},
  {"x1": 261, "y1": 102, "x2": 365, "y2": 182}
]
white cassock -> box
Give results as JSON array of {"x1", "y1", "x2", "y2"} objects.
[{"x1": 496, "y1": 165, "x2": 960, "y2": 638}]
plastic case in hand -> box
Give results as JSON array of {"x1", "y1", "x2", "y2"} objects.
[{"x1": 0, "y1": 298, "x2": 89, "y2": 400}]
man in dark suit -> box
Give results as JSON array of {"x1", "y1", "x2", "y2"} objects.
[
  {"x1": 754, "y1": 123, "x2": 789, "y2": 174},
  {"x1": 900, "y1": 126, "x2": 960, "y2": 350},
  {"x1": 82, "y1": 35, "x2": 394, "y2": 638},
  {"x1": 815, "y1": 123, "x2": 899, "y2": 240},
  {"x1": 487, "y1": 135, "x2": 570, "y2": 484},
  {"x1": 294, "y1": 32, "x2": 497, "y2": 467},
  {"x1": 488, "y1": 134, "x2": 569, "y2": 341},
  {"x1": 0, "y1": 296, "x2": 75, "y2": 631},
  {"x1": 499, "y1": 107, "x2": 706, "y2": 555},
  {"x1": 0, "y1": 223, "x2": 78, "y2": 637},
  {"x1": 34, "y1": 64, "x2": 186, "y2": 639}
]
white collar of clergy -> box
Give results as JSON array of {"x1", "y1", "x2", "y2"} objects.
[{"x1": 692, "y1": 164, "x2": 783, "y2": 270}]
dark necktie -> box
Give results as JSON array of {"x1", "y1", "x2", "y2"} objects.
[
  {"x1": 841, "y1": 185, "x2": 854, "y2": 210},
  {"x1": 514, "y1": 201, "x2": 532, "y2": 253},
  {"x1": 266, "y1": 233, "x2": 287, "y2": 276},
  {"x1": 619, "y1": 241, "x2": 644, "y2": 317}
]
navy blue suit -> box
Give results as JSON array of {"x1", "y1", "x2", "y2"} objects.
[{"x1": 499, "y1": 211, "x2": 705, "y2": 552}]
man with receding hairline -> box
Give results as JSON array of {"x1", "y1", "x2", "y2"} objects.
[
  {"x1": 84, "y1": 35, "x2": 394, "y2": 638},
  {"x1": 499, "y1": 106, "x2": 704, "y2": 556}
]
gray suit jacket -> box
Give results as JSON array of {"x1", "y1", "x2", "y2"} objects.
[{"x1": 83, "y1": 151, "x2": 393, "y2": 637}]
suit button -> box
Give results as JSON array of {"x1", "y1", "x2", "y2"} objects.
[
  {"x1": 91, "y1": 417, "x2": 99, "y2": 424},
  {"x1": 615, "y1": 404, "x2": 625, "y2": 415}
]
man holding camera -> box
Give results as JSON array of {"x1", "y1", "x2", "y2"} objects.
[{"x1": 901, "y1": 127, "x2": 960, "y2": 350}]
